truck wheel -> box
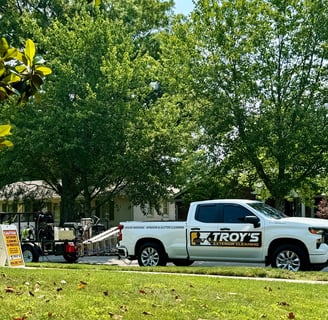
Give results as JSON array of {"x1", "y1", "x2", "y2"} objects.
[
  {"x1": 172, "y1": 259, "x2": 194, "y2": 266},
  {"x1": 22, "y1": 244, "x2": 40, "y2": 263},
  {"x1": 137, "y1": 242, "x2": 167, "y2": 267},
  {"x1": 271, "y1": 244, "x2": 308, "y2": 272},
  {"x1": 63, "y1": 253, "x2": 79, "y2": 263}
]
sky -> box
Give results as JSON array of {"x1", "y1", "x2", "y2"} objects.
[{"x1": 173, "y1": 0, "x2": 195, "y2": 15}]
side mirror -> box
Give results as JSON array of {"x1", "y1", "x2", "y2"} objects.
[{"x1": 244, "y1": 216, "x2": 260, "y2": 228}]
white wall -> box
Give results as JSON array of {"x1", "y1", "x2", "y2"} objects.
[{"x1": 132, "y1": 201, "x2": 176, "y2": 221}]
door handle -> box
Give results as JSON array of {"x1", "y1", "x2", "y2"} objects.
[
  {"x1": 191, "y1": 227, "x2": 200, "y2": 231},
  {"x1": 220, "y1": 228, "x2": 230, "y2": 231}
]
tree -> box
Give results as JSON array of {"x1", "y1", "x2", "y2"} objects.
[
  {"x1": 163, "y1": 0, "x2": 328, "y2": 209},
  {"x1": 0, "y1": 0, "x2": 188, "y2": 224}
]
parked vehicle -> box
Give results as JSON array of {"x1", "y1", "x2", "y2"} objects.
[
  {"x1": 0, "y1": 211, "x2": 80, "y2": 263},
  {"x1": 118, "y1": 199, "x2": 328, "y2": 271}
]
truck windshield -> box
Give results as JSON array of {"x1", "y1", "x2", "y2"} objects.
[{"x1": 248, "y1": 202, "x2": 288, "y2": 219}]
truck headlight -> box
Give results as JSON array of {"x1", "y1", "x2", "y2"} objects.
[
  {"x1": 309, "y1": 227, "x2": 325, "y2": 235},
  {"x1": 309, "y1": 227, "x2": 328, "y2": 246}
]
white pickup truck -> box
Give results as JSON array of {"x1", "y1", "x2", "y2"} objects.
[{"x1": 117, "y1": 199, "x2": 328, "y2": 271}]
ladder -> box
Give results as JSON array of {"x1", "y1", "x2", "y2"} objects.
[{"x1": 82, "y1": 226, "x2": 119, "y2": 256}]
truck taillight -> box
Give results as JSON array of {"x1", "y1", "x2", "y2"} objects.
[{"x1": 118, "y1": 224, "x2": 124, "y2": 241}]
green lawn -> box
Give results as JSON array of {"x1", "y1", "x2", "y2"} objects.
[{"x1": 1, "y1": 264, "x2": 328, "y2": 319}]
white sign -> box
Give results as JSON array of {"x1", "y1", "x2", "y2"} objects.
[{"x1": 0, "y1": 225, "x2": 25, "y2": 267}]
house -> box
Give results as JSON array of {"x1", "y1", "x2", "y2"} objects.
[{"x1": 0, "y1": 180, "x2": 177, "y2": 228}]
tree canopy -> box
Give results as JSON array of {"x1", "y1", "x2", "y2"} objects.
[
  {"x1": 0, "y1": 0, "x2": 187, "y2": 224},
  {"x1": 161, "y1": 0, "x2": 328, "y2": 209}
]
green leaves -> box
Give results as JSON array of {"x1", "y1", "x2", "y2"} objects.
[
  {"x1": 24, "y1": 39, "x2": 36, "y2": 67},
  {"x1": 0, "y1": 38, "x2": 52, "y2": 104},
  {"x1": 0, "y1": 124, "x2": 13, "y2": 149},
  {"x1": 0, "y1": 1, "x2": 183, "y2": 223},
  {"x1": 170, "y1": 0, "x2": 328, "y2": 205}
]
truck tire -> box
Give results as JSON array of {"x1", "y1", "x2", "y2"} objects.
[
  {"x1": 22, "y1": 244, "x2": 40, "y2": 263},
  {"x1": 137, "y1": 242, "x2": 167, "y2": 266},
  {"x1": 172, "y1": 259, "x2": 194, "y2": 266},
  {"x1": 271, "y1": 244, "x2": 308, "y2": 272},
  {"x1": 63, "y1": 253, "x2": 79, "y2": 263}
]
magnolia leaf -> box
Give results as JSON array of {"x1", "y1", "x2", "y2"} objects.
[
  {"x1": 31, "y1": 74, "x2": 43, "y2": 90},
  {"x1": 15, "y1": 51, "x2": 24, "y2": 63},
  {"x1": 0, "y1": 38, "x2": 50, "y2": 104},
  {"x1": 15, "y1": 65, "x2": 28, "y2": 74},
  {"x1": 3, "y1": 73, "x2": 21, "y2": 84},
  {"x1": 0, "y1": 66, "x2": 5, "y2": 77},
  {"x1": 3, "y1": 48, "x2": 18, "y2": 61},
  {"x1": 24, "y1": 39, "x2": 35, "y2": 66},
  {"x1": 0, "y1": 87, "x2": 7, "y2": 100},
  {"x1": 0, "y1": 37, "x2": 9, "y2": 55},
  {"x1": 35, "y1": 66, "x2": 52, "y2": 76},
  {"x1": 7, "y1": 84, "x2": 21, "y2": 96},
  {"x1": 0, "y1": 125, "x2": 11, "y2": 137},
  {"x1": 0, "y1": 140, "x2": 13, "y2": 148}
]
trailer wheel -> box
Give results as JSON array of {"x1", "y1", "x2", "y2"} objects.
[
  {"x1": 271, "y1": 244, "x2": 308, "y2": 272},
  {"x1": 63, "y1": 253, "x2": 79, "y2": 263},
  {"x1": 137, "y1": 242, "x2": 167, "y2": 266},
  {"x1": 172, "y1": 259, "x2": 194, "y2": 266},
  {"x1": 22, "y1": 244, "x2": 40, "y2": 263}
]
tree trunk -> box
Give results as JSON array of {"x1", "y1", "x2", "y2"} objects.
[
  {"x1": 59, "y1": 174, "x2": 80, "y2": 226},
  {"x1": 272, "y1": 196, "x2": 285, "y2": 213},
  {"x1": 60, "y1": 192, "x2": 77, "y2": 226}
]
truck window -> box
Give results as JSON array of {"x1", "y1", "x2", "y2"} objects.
[
  {"x1": 223, "y1": 204, "x2": 254, "y2": 223},
  {"x1": 195, "y1": 204, "x2": 222, "y2": 223}
]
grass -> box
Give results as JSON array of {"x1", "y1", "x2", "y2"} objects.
[{"x1": 1, "y1": 263, "x2": 328, "y2": 320}]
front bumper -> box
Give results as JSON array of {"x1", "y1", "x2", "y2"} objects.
[{"x1": 309, "y1": 243, "x2": 328, "y2": 264}]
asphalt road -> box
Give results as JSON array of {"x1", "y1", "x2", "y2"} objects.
[
  {"x1": 40, "y1": 255, "x2": 328, "y2": 271},
  {"x1": 40, "y1": 254, "x2": 264, "y2": 267}
]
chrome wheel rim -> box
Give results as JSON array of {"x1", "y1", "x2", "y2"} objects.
[
  {"x1": 276, "y1": 250, "x2": 300, "y2": 271},
  {"x1": 140, "y1": 247, "x2": 160, "y2": 266}
]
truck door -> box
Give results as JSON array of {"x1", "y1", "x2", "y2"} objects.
[{"x1": 187, "y1": 203, "x2": 264, "y2": 261}]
